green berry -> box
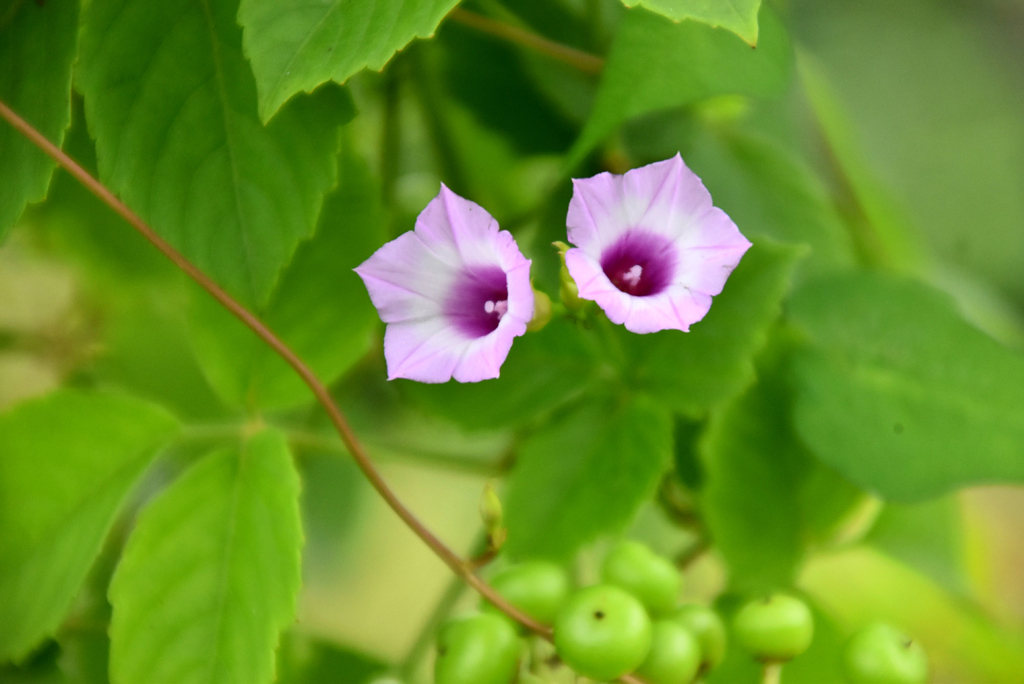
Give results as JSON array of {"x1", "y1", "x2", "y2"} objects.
[
  {"x1": 553, "y1": 584, "x2": 653, "y2": 680},
  {"x1": 434, "y1": 613, "x2": 520, "y2": 684},
  {"x1": 843, "y1": 623, "x2": 928, "y2": 684},
  {"x1": 600, "y1": 540, "x2": 681, "y2": 616},
  {"x1": 637, "y1": 620, "x2": 701, "y2": 684},
  {"x1": 733, "y1": 594, "x2": 814, "y2": 662},
  {"x1": 483, "y1": 561, "x2": 571, "y2": 626},
  {"x1": 674, "y1": 604, "x2": 727, "y2": 671}
]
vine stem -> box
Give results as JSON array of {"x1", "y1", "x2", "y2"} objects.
[
  {"x1": 0, "y1": 98, "x2": 648, "y2": 684},
  {"x1": 0, "y1": 97, "x2": 545, "y2": 635},
  {"x1": 447, "y1": 8, "x2": 605, "y2": 75}
]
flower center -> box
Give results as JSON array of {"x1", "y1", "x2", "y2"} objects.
[
  {"x1": 445, "y1": 265, "x2": 510, "y2": 338},
  {"x1": 600, "y1": 230, "x2": 676, "y2": 297}
]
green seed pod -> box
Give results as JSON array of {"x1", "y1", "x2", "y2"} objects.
[
  {"x1": 483, "y1": 560, "x2": 572, "y2": 627},
  {"x1": 435, "y1": 613, "x2": 521, "y2": 684},
  {"x1": 553, "y1": 584, "x2": 653, "y2": 681},
  {"x1": 637, "y1": 620, "x2": 701, "y2": 684},
  {"x1": 674, "y1": 604, "x2": 727, "y2": 672},
  {"x1": 733, "y1": 594, "x2": 814, "y2": 663},
  {"x1": 601, "y1": 540, "x2": 681, "y2": 617},
  {"x1": 843, "y1": 623, "x2": 928, "y2": 684}
]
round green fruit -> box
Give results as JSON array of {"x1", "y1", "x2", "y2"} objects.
[
  {"x1": 600, "y1": 540, "x2": 681, "y2": 616},
  {"x1": 843, "y1": 623, "x2": 928, "y2": 684},
  {"x1": 482, "y1": 561, "x2": 571, "y2": 626},
  {"x1": 733, "y1": 594, "x2": 814, "y2": 662},
  {"x1": 674, "y1": 604, "x2": 727, "y2": 671},
  {"x1": 637, "y1": 620, "x2": 701, "y2": 684},
  {"x1": 434, "y1": 613, "x2": 520, "y2": 684},
  {"x1": 553, "y1": 584, "x2": 653, "y2": 680}
]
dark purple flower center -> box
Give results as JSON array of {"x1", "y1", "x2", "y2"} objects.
[
  {"x1": 600, "y1": 230, "x2": 676, "y2": 297},
  {"x1": 445, "y1": 265, "x2": 509, "y2": 338}
]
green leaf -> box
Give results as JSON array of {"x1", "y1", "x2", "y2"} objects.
[
  {"x1": 867, "y1": 497, "x2": 967, "y2": 596},
  {"x1": 796, "y1": 53, "x2": 923, "y2": 271},
  {"x1": 0, "y1": 390, "x2": 178, "y2": 662},
  {"x1": 795, "y1": 1, "x2": 1024, "y2": 298},
  {"x1": 621, "y1": 0, "x2": 761, "y2": 46},
  {"x1": 623, "y1": 239, "x2": 804, "y2": 415},
  {"x1": 109, "y1": 429, "x2": 302, "y2": 684},
  {"x1": 401, "y1": 317, "x2": 601, "y2": 431},
  {"x1": 504, "y1": 394, "x2": 673, "y2": 561},
  {"x1": 77, "y1": 0, "x2": 355, "y2": 307},
  {"x1": 685, "y1": 128, "x2": 857, "y2": 280},
  {"x1": 27, "y1": 97, "x2": 175, "y2": 285},
  {"x1": 699, "y1": 377, "x2": 808, "y2": 593},
  {"x1": 789, "y1": 272, "x2": 1024, "y2": 501},
  {"x1": 238, "y1": 0, "x2": 460, "y2": 122},
  {"x1": 567, "y1": 5, "x2": 792, "y2": 168},
  {"x1": 0, "y1": 0, "x2": 78, "y2": 239},
  {"x1": 188, "y1": 143, "x2": 383, "y2": 412},
  {"x1": 276, "y1": 632, "x2": 385, "y2": 684}
]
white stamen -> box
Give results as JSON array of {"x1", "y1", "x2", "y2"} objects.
[
  {"x1": 623, "y1": 264, "x2": 643, "y2": 288},
  {"x1": 485, "y1": 299, "x2": 508, "y2": 320}
]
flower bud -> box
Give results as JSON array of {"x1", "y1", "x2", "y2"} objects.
[
  {"x1": 553, "y1": 241, "x2": 585, "y2": 314},
  {"x1": 480, "y1": 481, "x2": 504, "y2": 537},
  {"x1": 527, "y1": 287, "x2": 553, "y2": 332}
]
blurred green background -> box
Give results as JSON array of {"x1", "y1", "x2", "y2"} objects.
[{"x1": 3, "y1": 0, "x2": 1024, "y2": 682}]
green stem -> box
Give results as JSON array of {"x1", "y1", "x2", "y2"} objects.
[
  {"x1": 181, "y1": 422, "x2": 508, "y2": 477},
  {"x1": 399, "y1": 534, "x2": 488, "y2": 680},
  {"x1": 675, "y1": 537, "x2": 710, "y2": 570},
  {"x1": 763, "y1": 661, "x2": 783, "y2": 684}
]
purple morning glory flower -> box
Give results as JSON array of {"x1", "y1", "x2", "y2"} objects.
[
  {"x1": 564, "y1": 154, "x2": 752, "y2": 334},
  {"x1": 355, "y1": 185, "x2": 533, "y2": 383}
]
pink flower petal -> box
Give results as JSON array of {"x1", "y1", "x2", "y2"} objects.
[
  {"x1": 565, "y1": 154, "x2": 751, "y2": 334},
  {"x1": 356, "y1": 185, "x2": 533, "y2": 383}
]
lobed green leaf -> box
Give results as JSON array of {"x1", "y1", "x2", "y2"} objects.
[
  {"x1": 109, "y1": 429, "x2": 302, "y2": 684},
  {"x1": 77, "y1": 0, "x2": 355, "y2": 307},
  {"x1": 699, "y1": 376, "x2": 807, "y2": 593},
  {"x1": 567, "y1": 5, "x2": 792, "y2": 168},
  {"x1": 188, "y1": 143, "x2": 383, "y2": 412},
  {"x1": 622, "y1": 239, "x2": 805, "y2": 415},
  {"x1": 686, "y1": 129, "x2": 857, "y2": 280},
  {"x1": 401, "y1": 316, "x2": 602, "y2": 431},
  {"x1": 621, "y1": 0, "x2": 761, "y2": 46},
  {"x1": 0, "y1": 0, "x2": 78, "y2": 239},
  {"x1": 238, "y1": 0, "x2": 460, "y2": 122},
  {"x1": 0, "y1": 390, "x2": 177, "y2": 662},
  {"x1": 867, "y1": 497, "x2": 968, "y2": 596},
  {"x1": 504, "y1": 394, "x2": 673, "y2": 560},
  {"x1": 789, "y1": 272, "x2": 1024, "y2": 500}
]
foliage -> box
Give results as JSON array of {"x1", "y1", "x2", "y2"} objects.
[
  {"x1": 2, "y1": 0, "x2": 1024, "y2": 681},
  {"x1": 0, "y1": 391, "x2": 177, "y2": 662},
  {"x1": 0, "y1": 0, "x2": 78, "y2": 239},
  {"x1": 109, "y1": 429, "x2": 301, "y2": 684}
]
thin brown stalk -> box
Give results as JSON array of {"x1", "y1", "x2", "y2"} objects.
[
  {"x1": 0, "y1": 98, "x2": 657, "y2": 682},
  {"x1": 0, "y1": 98, "x2": 547, "y2": 637},
  {"x1": 448, "y1": 8, "x2": 605, "y2": 75}
]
